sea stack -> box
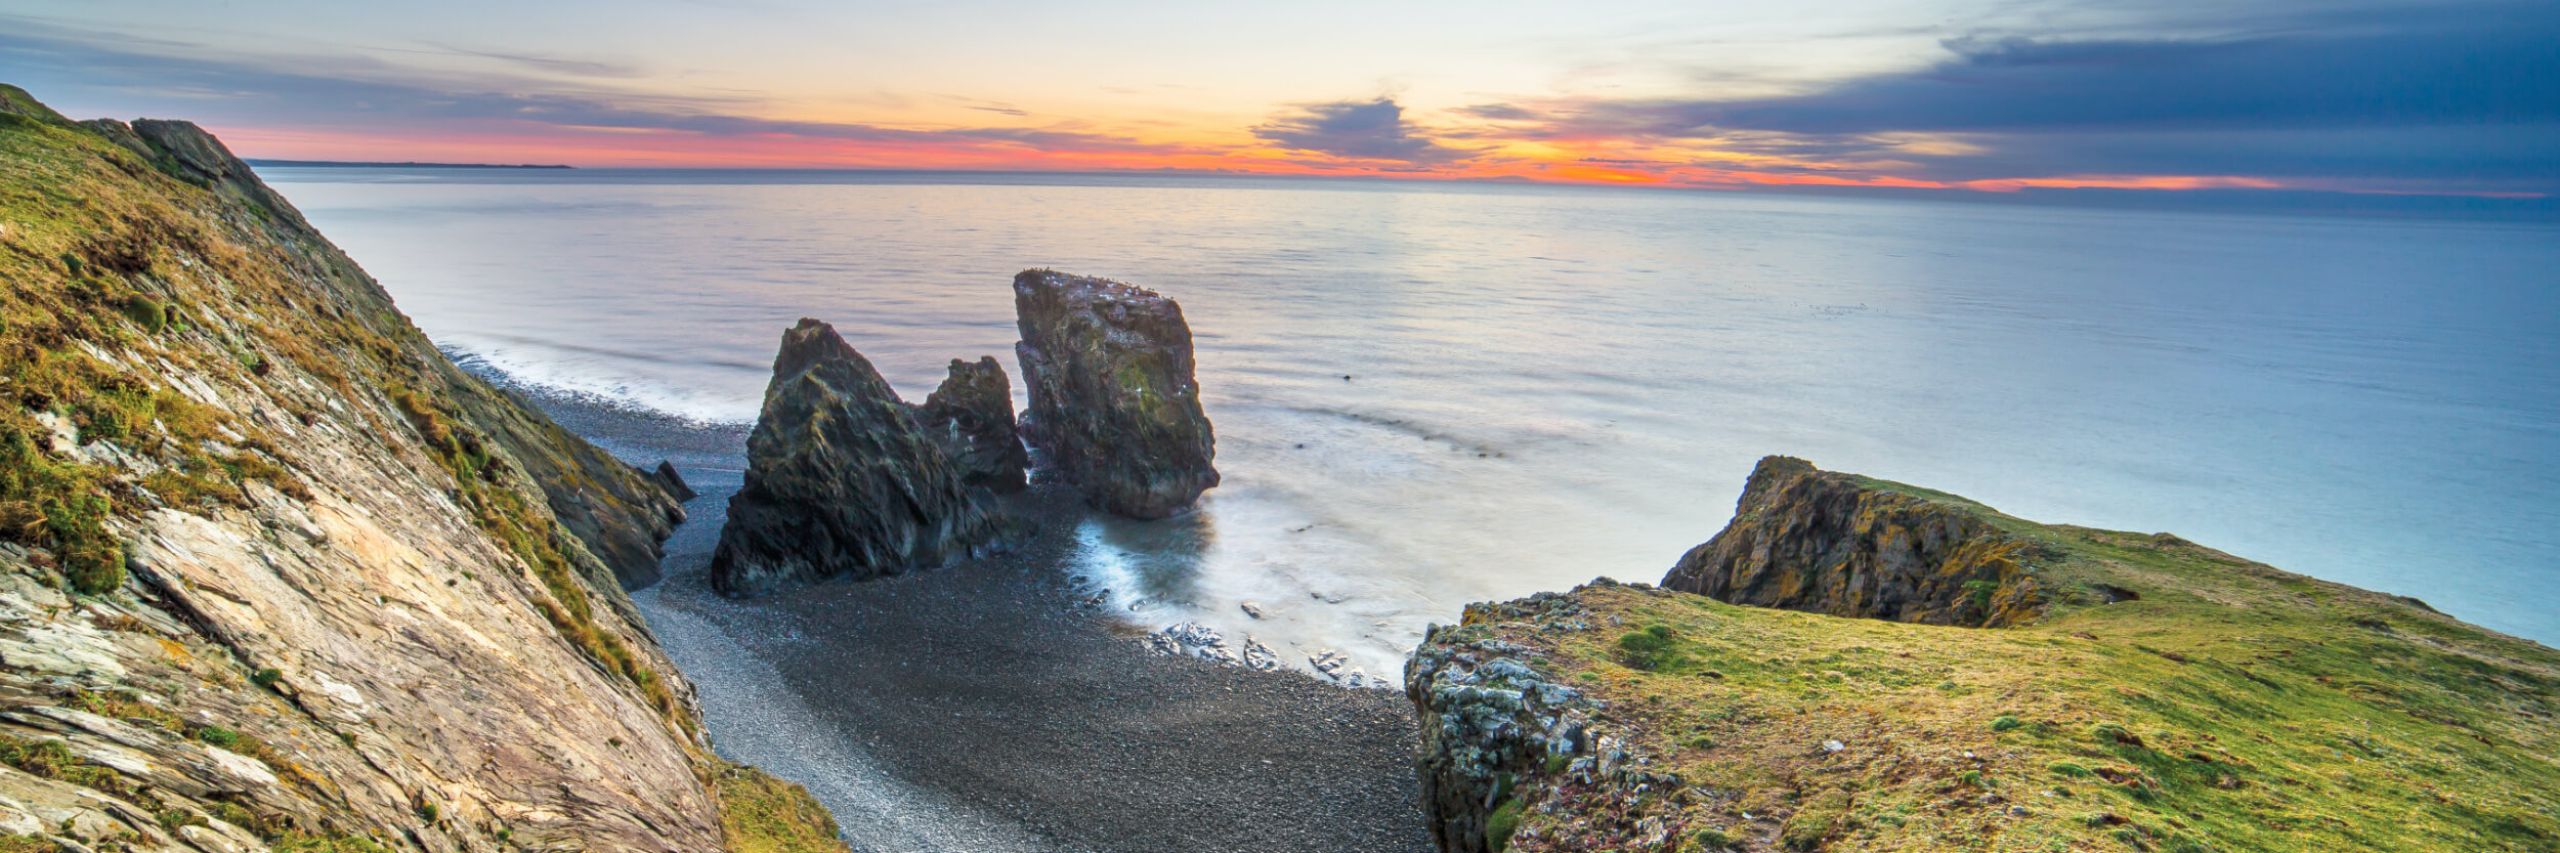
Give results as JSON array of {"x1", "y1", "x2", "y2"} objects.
[
  {"x1": 918, "y1": 356, "x2": 1031, "y2": 493},
  {"x1": 709, "y1": 319, "x2": 1016, "y2": 596},
  {"x1": 1660, "y1": 455, "x2": 2043, "y2": 627},
  {"x1": 1011, "y1": 269, "x2": 1219, "y2": 518}
]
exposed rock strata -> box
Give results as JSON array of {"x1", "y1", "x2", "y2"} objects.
[
  {"x1": 1662, "y1": 455, "x2": 2042, "y2": 626},
  {"x1": 918, "y1": 356, "x2": 1030, "y2": 493},
  {"x1": 709, "y1": 319, "x2": 1017, "y2": 597},
  {"x1": 1012, "y1": 269, "x2": 1218, "y2": 518},
  {"x1": 0, "y1": 86, "x2": 840, "y2": 851}
]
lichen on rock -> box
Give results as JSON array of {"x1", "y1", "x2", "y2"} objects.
[
  {"x1": 709, "y1": 319, "x2": 1020, "y2": 597},
  {"x1": 1011, "y1": 269, "x2": 1218, "y2": 518}
]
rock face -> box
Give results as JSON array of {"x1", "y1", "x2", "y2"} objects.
[
  {"x1": 1012, "y1": 269, "x2": 1218, "y2": 518},
  {"x1": 1406, "y1": 586, "x2": 1678, "y2": 853},
  {"x1": 0, "y1": 86, "x2": 840, "y2": 851},
  {"x1": 1661, "y1": 455, "x2": 2043, "y2": 627},
  {"x1": 710, "y1": 319, "x2": 1016, "y2": 597},
  {"x1": 918, "y1": 356, "x2": 1030, "y2": 493}
]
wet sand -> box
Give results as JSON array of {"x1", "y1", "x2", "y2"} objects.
[{"x1": 511, "y1": 381, "x2": 1429, "y2": 852}]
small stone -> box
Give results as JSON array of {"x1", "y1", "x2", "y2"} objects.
[
  {"x1": 1822, "y1": 740, "x2": 1847, "y2": 753},
  {"x1": 1240, "y1": 601, "x2": 1264, "y2": 619}
]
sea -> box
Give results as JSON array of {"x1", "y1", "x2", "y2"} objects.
[{"x1": 257, "y1": 167, "x2": 2560, "y2": 679}]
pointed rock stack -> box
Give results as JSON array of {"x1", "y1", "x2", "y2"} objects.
[
  {"x1": 709, "y1": 319, "x2": 1017, "y2": 596},
  {"x1": 918, "y1": 356, "x2": 1031, "y2": 493},
  {"x1": 1011, "y1": 269, "x2": 1219, "y2": 519}
]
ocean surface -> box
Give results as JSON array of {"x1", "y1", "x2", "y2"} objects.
[{"x1": 259, "y1": 167, "x2": 2560, "y2": 677}]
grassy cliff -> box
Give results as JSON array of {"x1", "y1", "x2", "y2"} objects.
[
  {"x1": 0, "y1": 84, "x2": 843, "y2": 851},
  {"x1": 1412, "y1": 457, "x2": 2558, "y2": 852}
]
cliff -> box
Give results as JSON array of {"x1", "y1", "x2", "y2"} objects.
[
  {"x1": 1410, "y1": 458, "x2": 2559, "y2": 852},
  {"x1": 1662, "y1": 457, "x2": 2043, "y2": 627},
  {"x1": 0, "y1": 86, "x2": 840, "y2": 851}
]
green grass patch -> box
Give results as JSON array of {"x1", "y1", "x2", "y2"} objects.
[{"x1": 716, "y1": 762, "x2": 849, "y2": 853}]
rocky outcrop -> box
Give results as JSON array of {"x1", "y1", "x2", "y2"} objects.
[
  {"x1": 709, "y1": 320, "x2": 1017, "y2": 597},
  {"x1": 1012, "y1": 269, "x2": 1218, "y2": 518},
  {"x1": 0, "y1": 86, "x2": 840, "y2": 851},
  {"x1": 467, "y1": 382, "x2": 689, "y2": 590},
  {"x1": 918, "y1": 356, "x2": 1030, "y2": 493},
  {"x1": 1418, "y1": 461, "x2": 2560, "y2": 852},
  {"x1": 1407, "y1": 585, "x2": 1683, "y2": 853},
  {"x1": 1661, "y1": 456, "x2": 2043, "y2": 627}
]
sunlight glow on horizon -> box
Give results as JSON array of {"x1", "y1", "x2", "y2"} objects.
[{"x1": 9, "y1": 1, "x2": 2551, "y2": 202}]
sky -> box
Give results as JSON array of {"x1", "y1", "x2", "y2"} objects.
[{"x1": 1, "y1": 0, "x2": 2553, "y2": 202}]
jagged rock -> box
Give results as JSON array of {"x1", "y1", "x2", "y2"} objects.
[
  {"x1": 1660, "y1": 455, "x2": 2043, "y2": 626},
  {"x1": 1012, "y1": 269, "x2": 1218, "y2": 518},
  {"x1": 710, "y1": 319, "x2": 1016, "y2": 596},
  {"x1": 644, "y1": 459, "x2": 697, "y2": 502},
  {"x1": 918, "y1": 356, "x2": 1030, "y2": 493}
]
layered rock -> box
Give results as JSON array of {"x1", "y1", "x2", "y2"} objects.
[
  {"x1": 918, "y1": 356, "x2": 1030, "y2": 493},
  {"x1": 1661, "y1": 455, "x2": 2043, "y2": 627},
  {"x1": 0, "y1": 86, "x2": 839, "y2": 851},
  {"x1": 1012, "y1": 269, "x2": 1218, "y2": 518},
  {"x1": 709, "y1": 320, "x2": 1016, "y2": 596}
]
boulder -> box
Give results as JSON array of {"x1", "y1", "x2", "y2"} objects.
[
  {"x1": 917, "y1": 356, "x2": 1030, "y2": 493},
  {"x1": 1011, "y1": 269, "x2": 1218, "y2": 518},
  {"x1": 1660, "y1": 456, "x2": 2043, "y2": 627},
  {"x1": 709, "y1": 319, "x2": 1015, "y2": 596}
]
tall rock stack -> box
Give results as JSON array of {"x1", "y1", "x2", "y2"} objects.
[
  {"x1": 918, "y1": 356, "x2": 1031, "y2": 493},
  {"x1": 1011, "y1": 269, "x2": 1219, "y2": 518},
  {"x1": 710, "y1": 319, "x2": 1017, "y2": 596}
]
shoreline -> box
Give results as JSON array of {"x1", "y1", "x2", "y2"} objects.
[{"x1": 498, "y1": 376, "x2": 1429, "y2": 852}]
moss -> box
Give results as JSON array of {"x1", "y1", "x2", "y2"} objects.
[
  {"x1": 1685, "y1": 826, "x2": 1736, "y2": 851},
  {"x1": 1484, "y1": 795, "x2": 1525, "y2": 852},
  {"x1": 269, "y1": 834, "x2": 391, "y2": 853},
  {"x1": 1781, "y1": 788, "x2": 1851, "y2": 850},
  {"x1": 1989, "y1": 714, "x2": 2024, "y2": 732},
  {"x1": 0, "y1": 732, "x2": 134, "y2": 797},
  {"x1": 121, "y1": 296, "x2": 168, "y2": 334},
  {"x1": 714, "y1": 762, "x2": 849, "y2": 853},
  {"x1": 1616, "y1": 624, "x2": 1682, "y2": 671}
]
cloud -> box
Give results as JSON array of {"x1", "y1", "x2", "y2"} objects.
[
  {"x1": 409, "y1": 44, "x2": 647, "y2": 79},
  {"x1": 0, "y1": 17, "x2": 1195, "y2": 158},
  {"x1": 1466, "y1": 0, "x2": 2560, "y2": 193},
  {"x1": 1454, "y1": 103, "x2": 1539, "y2": 122},
  {"x1": 1252, "y1": 98, "x2": 1465, "y2": 164}
]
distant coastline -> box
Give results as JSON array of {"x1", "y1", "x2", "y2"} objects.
[{"x1": 247, "y1": 158, "x2": 573, "y2": 169}]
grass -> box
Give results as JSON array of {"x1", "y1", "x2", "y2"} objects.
[
  {"x1": 1464, "y1": 470, "x2": 2560, "y2": 852},
  {"x1": 714, "y1": 762, "x2": 850, "y2": 853},
  {"x1": 0, "y1": 86, "x2": 321, "y2": 594}
]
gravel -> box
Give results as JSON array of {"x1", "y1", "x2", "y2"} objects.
[{"x1": 524, "y1": 381, "x2": 1428, "y2": 853}]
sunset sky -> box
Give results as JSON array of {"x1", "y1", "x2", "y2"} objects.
[{"x1": 2, "y1": 0, "x2": 2552, "y2": 200}]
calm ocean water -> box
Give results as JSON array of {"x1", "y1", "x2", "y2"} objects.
[{"x1": 262, "y1": 168, "x2": 2560, "y2": 677}]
